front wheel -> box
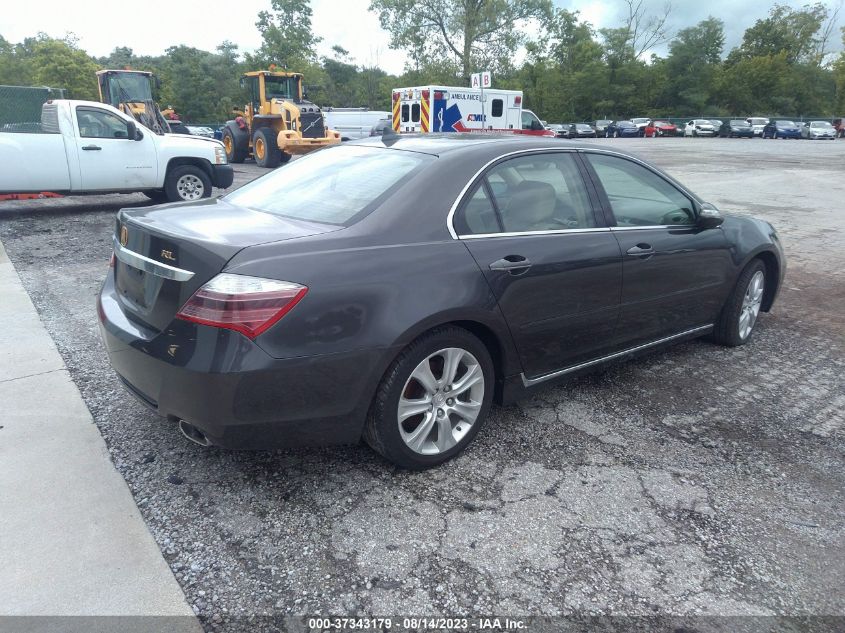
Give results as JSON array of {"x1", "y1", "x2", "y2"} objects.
[
  {"x1": 364, "y1": 327, "x2": 494, "y2": 469},
  {"x1": 253, "y1": 128, "x2": 282, "y2": 168},
  {"x1": 164, "y1": 165, "x2": 212, "y2": 202},
  {"x1": 712, "y1": 260, "x2": 767, "y2": 347}
]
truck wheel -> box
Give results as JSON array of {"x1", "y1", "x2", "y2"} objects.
[
  {"x1": 143, "y1": 189, "x2": 168, "y2": 203},
  {"x1": 280, "y1": 151, "x2": 292, "y2": 164},
  {"x1": 222, "y1": 128, "x2": 247, "y2": 163},
  {"x1": 253, "y1": 129, "x2": 282, "y2": 168},
  {"x1": 165, "y1": 165, "x2": 212, "y2": 202}
]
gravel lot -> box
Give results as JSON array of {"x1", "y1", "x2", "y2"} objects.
[{"x1": 1, "y1": 139, "x2": 843, "y2": 631}]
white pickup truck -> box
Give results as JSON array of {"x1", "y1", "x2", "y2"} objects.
[{"x1": 0, "y1": 100, "x2": 234, "y2": 202}]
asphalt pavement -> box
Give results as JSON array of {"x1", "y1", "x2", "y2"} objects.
[{"x1": 0, "y1": 141, "x2": 842, "y2": 632}]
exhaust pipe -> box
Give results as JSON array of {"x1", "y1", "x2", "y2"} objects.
[{"x1": 178, "y1": 419, "x2": 211, "y2": 447}]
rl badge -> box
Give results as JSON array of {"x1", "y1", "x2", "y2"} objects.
[
  {"x1": 119, "y1": 225, "x2": 128, "y2": 247},
  {"x1": 161, "y1": 249, "x2": 176, "y2": 262}
]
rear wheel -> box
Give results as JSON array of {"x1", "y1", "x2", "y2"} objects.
[
  {"x1": 712, "y1": 260, "x2": 767, "y2": 347},
  {"x1": 364, "y1": 327, "x2": 494, "y2": 470},
  {"x1": 164, "y1": 165, "x2": 212, "y2": 202},
  {"x1": 222, "y1": 127, "x2": 247, "y2": 163},
  {"x1": 253, "y1": 128, "x2": 282, "y2": 168}
]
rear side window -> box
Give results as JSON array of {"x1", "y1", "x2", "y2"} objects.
[
  {"x1": 224, "y1": 145, "x2": 432, "y2": 225},
  {"x1": 586, "y1": 153, "x2": 695, "y2": 227},
  {"x1": 491, "y1": 99, "x2": 503, "y2": 117},
  {"x1": 456, "y1": 152, "x2": 596, "y2": 235},
  {"x1": 411, "y1": 103, "x2": 420, "y2": 123},
  {"x1": 401, "y1": 104, "x2": 409, "y2": 123}
]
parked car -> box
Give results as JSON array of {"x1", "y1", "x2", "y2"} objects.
[
  {"x1": 684, "y1": 119, "x2": 716, "y2": 137},
  {"x1": 605, "y1": 120, "x2": 640, "y2": 138},
  {"x1": 184, "y1": 125, "x2": 213, "y2": 138},
  {"x1": 547, "y1": 124, "x2": 569, "y2": 138},
  {"x1": 0, "y1": 100, "x2": 233, "y2": 203},
  {"x1": 99, "y1": 136, "x2": 784, "y2": 469},
  {"x1": 631, "y1": 118, "x2": 651, "y2": 134},
  {"x1": 746, "y1": 117, "x2": 769, "y2": 137},
  {"x1": 568, "y1": 123, "x2": 597, "y2": 138},
  {"x1": 644, "y1": 120, "x2": 677, "y2": 137},
  {"x1": 369, "y1": 118, "x2": 393, "y2": 136},
  {"x1": 719, "y1": 120, "x2": 754, "y2": 138},
  {"x1": 762, "y1": 120, "x2": 801, "y2": 139},
  {"x1": 325, "y1": 108, "x2": 391, "y2": 141},
  {"x1": 592, "y1": 119, "x2": 613, "y2": 135},
  {"x1": 801, "y1": 120, "x2": 836, "y2": 140}
]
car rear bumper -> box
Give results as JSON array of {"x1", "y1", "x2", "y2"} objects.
[
  {"x1": 97, "y1": 276, "x2": 392, "y2": 449},
  {"x1": 211, "y1": 164, "x2": 234, "y2": 189}
]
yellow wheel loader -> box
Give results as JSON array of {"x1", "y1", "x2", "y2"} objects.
[
  {"x1": 96, "y1": 69, "x2": 190, "y2": 135},
  {"x1": 222, "y1": 70, "x2": 340, "y2": 168}
]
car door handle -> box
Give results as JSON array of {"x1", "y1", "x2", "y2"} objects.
[
  {"x1": 82, "y1": 145, "x2": 102, "y2": 151},
  {"x1": 626, "y1": 244, "x2": 655, "y2": 257},
  {"x1": 489, "y1": 255, "x2": 532, "y2": 274}
]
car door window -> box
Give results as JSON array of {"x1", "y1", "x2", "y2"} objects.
[
  {"x1": 76, "y1": 107, "x2": 129, "y2": 139},
  {"x1": 586, "y1": 153, "x2": 695, "y2": 227},
  {"x1": 457, "y1": 153, "x2": 596, "y2": 235}
]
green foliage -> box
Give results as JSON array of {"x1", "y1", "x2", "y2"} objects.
[
  {"x1": 250, "y1": 0, "x2": 322, "y2": 69},
  {"x1": 369, "y1": 0, "x2": 553, "y2": 81},
  {"x1": 0, "y1": 0, "x2": 842, "y2": 125}
]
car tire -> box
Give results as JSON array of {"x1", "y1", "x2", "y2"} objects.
[
  {"x1": 363, "y1": 326, "x2": 495, "y2": 470},
  {"x1": 712, "y1": 260, "x2": 767, "y2": 347},
  {"x1": 253, "y1": 128, "x2": 283, "y2": 168},
  {"x1": 222, "y1": 127, "x2": 247, "y2": 163},
  {"x1": 143, "y1": 189, "x2": 168, "y2": 203},
  {"x1": 164, "y1": 165, "x2": 212, "y2": 202}
]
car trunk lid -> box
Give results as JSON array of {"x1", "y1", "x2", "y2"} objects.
[{"x1": 113, "y1": 197, "x2": 338, "y2": 332}]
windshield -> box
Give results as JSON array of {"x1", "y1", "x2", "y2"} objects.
[
  {"x1": 731, "y1": 120, "x2": 749, "y2": 126},
  {"x1": 224, "y1": 146, "x2": 432, "y2": 225},
  {"x1": 632, "y1": 118, "x2": 649, "y2": 124},
  {"x1": 810, "y1": 121, "x2": 832, "y2": 127},
  {"x1": 748, "y1": 118, "x2": 767, "y2": 125},
  {"x1": 777, "y1": 121, "x2": 796, "y2": 127},
  {"x1": 694, "y1": 120, "x2": 711, "y2": 125},
  {"x1": 576, "y1": 124, "x2": 591, "y2": 129},
  {"x1": 264, "y1": 75, "x2": 300, "y2": 100},
  {"x1": 104, "y1": 73, "x2": 153, "y2": 106}
]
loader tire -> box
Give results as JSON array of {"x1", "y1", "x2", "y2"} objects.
[{"x1": 253, "y1": 128, "x2": 282, "y2": 168}]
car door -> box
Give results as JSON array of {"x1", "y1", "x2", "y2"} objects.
[
  {"x1": 454, "y1": 151, "x2": 623, "y2": 379},
  {"x1": 72, "y1": 106, "x2": 157, "y2": 191},
  {"x1": 582, "y1": 151, "x2": 732, "y2": 347}
]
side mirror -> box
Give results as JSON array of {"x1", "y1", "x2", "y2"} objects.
[
  {"x1": 697, "y1": 203, "x2": 724, "y2": 229},
  {"x1": 126, "y1": 120, "x2": 138, "y2": 140}
]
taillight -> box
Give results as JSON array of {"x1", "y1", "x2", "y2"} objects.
[{"x1": 175, "y1": 273, "x2": 307, "y2": 339}]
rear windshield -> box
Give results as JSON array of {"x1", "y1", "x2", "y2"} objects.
[
  {"x1": 777, "y1": 121, "x2": 796, "y2": 127},
  {"x1": 224, "y1": 145, "x2": 431, "y2": 225},
  {"x1": 731, "y1": 120, "x2": 749, "y2": 125},
  {"x1": 810, "y1": 121, "x2": 832, "y2": 127}
]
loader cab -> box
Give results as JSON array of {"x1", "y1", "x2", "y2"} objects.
[{"x1": 240, "y1": 72, "x2": 304, "y2": 116}]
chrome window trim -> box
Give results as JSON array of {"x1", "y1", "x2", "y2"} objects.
[
  {"x1": 520, "y1": 324, "x2": 713, "y2": 387},
  {"x1": 446, "y1": 147, "x2": 701, "y2": 240},
  {"x1": 610, "y1": 224, "x2": 694, "y2": 231},
  {"x1": 113, "y1": 237, "x2": 195, "y2": 282},
  {"x1": 458, "y1": 227, "x2": 610, "y2": 240}
]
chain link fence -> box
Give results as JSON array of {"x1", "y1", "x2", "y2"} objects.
[{"x1": 0, "y1": 85, "x2": 66, "y2": 132}]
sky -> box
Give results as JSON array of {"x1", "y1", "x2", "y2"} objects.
[{"x1": 1, "y1": 0, "x2": 842, "y2": 74}]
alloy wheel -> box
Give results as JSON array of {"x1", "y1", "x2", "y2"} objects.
[
  {"x1": 397, "y1": 347, "x2": 484, "y2": 455},
  {"x1": 175, "y1": 174, "x2": 205, "y2": 201},
  {"x1": 738, "y1": 270, "x2": 765, "y2": 340}
]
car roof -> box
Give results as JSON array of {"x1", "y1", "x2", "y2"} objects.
[{"x1": 349, "y1": 133, "x2": 647, "y2": 160}]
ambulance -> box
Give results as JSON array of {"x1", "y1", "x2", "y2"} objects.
[{"x1": 391, "y1": 86, "x2": 553, "y2": 136}]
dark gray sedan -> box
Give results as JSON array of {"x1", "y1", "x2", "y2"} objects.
[{"x1": 99, "y1": 135, "x2": 785, "y2": 469}]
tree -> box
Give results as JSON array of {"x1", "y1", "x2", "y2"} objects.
[
  {"x1": 22, "y1": 35, "x2": 99, "y2": 99},
  {"x1": 250, "y1": 0, "x2": 322, "y2": 69},
  {"x1": 600, "y1": 0, "x2": 672, "y2": 64},
  {"x1": 729, "y1": 3, "x2": 829, "y2": 66},
  {"x1": 664, "y1": 17, "x2": 725, "y2": 111},
  {"x1": 369, "y1": 0, "x2": 553, "y2": 81}
]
